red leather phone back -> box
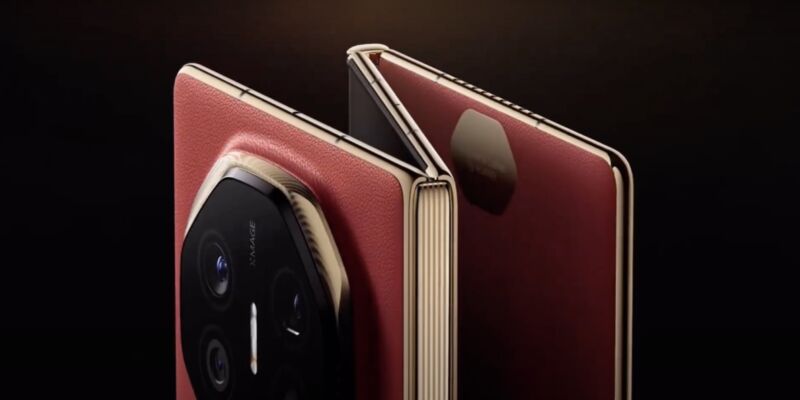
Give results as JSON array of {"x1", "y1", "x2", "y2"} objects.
[
  {"x1": 174, "y1": 69, "x2": 405, "y2": 400},
  {"x1": 378, "y1": 58, "x2": 619, "y2": 400}
]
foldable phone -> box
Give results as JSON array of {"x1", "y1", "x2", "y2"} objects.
[
  {"x1": 348, "y1": 44, "x2": 633, "y2": 400},
  {"x1": 175, "y1": 43, "x2": 633, "y2": 400}
]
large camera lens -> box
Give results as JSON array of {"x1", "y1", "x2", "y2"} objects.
[
  {"x1": 201, "y1": 240, "x2": 231, "y2": 298},
  {"x1": 205, "y1": 339, "x2": 230, "y2": 392},
  {"x1": 273, "y1": 271, "x2": 307, "y2": 340}
]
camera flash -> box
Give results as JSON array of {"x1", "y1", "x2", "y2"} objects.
[{"x1": 250, "y1": 302, "x2": 257, "y2": 375}]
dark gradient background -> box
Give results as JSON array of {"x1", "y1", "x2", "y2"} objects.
[{"x1": 4, "y1": 1, "x2": 799, "y2": 398}]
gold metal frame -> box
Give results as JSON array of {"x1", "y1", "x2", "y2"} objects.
[
  {"x1": 344, "y1": 51, "x2": 460, "y2": 400},
  {"x1": 347, "y1": 44, "x2": 452, "y2": 179}
]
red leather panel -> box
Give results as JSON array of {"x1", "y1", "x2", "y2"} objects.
[
  {"x1": 379, "y1": 59, "x2": 618, "y2": 400},
  {"x1": 174, "y1": 71, "x2": 405, "y2": 400}
]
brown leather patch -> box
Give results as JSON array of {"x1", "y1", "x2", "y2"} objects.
[{"x1": 450, "y1": 109, "x2": 517, "y2": 214}]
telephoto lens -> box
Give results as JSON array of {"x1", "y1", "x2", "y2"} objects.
[
  {"x1": 205, "y1": 339, "x2": 230, "y2": 392},
  {"x1": 202, "y1": 240, "x2": 231, "y2": 298},
  {"x1": 273, "y1": 271, "x2": 307, "y2": 341}
]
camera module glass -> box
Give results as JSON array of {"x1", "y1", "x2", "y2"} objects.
[
  {"x1": 205, "y1": 338, "x2": 230, "y2": 392},
  {"x1": 202, "y1": 240, "x2": 231, "y2": 297},
  {"x1": 273, "y1": 271, "x2": 307, "y2": 339}
]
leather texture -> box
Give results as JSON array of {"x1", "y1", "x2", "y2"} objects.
[
  {"x1": 174, "y1": 71, "x2": 406, "y2": 400},
  {"x1": 379, "y1": 58, "x2": 618, "y2": 400}
]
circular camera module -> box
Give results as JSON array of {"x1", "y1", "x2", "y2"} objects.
[
  {"x1": 272, "y1": 270, "x2": 308, "y2": 341},
  {"x1": 201, "y1": 238, "x2": 231, "y2": 298},
  {"x1": 205, "y1": 338, "x2": 231, "y2": 393}
]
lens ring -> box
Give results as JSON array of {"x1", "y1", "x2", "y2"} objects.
[
  {"x1": 270, "y1": 269, "x2": 309, "y2": 344},
  {"x1": 205, "y1": 338, "x2": 230, "y2": 392},
  {"x1": 199, "y1": 233, "x2": 233, "y2": 300},
  {"x1": 209, "y1": 249, "x2": 230, "y2": 296}
]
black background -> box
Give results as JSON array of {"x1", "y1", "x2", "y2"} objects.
[{"x1": 4, "y1": 1, "x2": 799, "y2": 398}]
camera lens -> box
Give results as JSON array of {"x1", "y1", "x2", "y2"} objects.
[
  {"x1": 205, "y1": 339, "x2": 230, "y2": 392},
  {"x1": 202, "y1": 240, "x2": 231, "y2": 297},
  {"x1": 273, "y1": 271, "x2": 307, "y2": 339}
]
